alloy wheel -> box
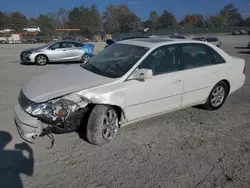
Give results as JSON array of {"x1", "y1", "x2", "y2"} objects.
[
  {"x1": 211, "y1": 85, "x2": 225, "y2": 107},
  {"x1": 102, "y1": 109, "x2": 119, "y2": 141}
]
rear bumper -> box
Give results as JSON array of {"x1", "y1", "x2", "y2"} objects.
[
  {"x1": 229, "y1": 74, "x2": 246, "y2": 95},
  {"x1": 13, "y1": 103, "x2": 47, "y2": 142}
]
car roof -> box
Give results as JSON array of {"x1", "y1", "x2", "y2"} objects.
[
  {"x1": 116, "y1": 37, "x2": 208, "y2": 48},
  {"x1": 56, "y1": 40, "x2": 82, "y2": 43}
]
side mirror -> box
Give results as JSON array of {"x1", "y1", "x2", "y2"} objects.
[
  {"x1": 129, "y1": 69, "x2": 153, "y2": 80},
  {"x1": 106, "y1": 39, "x2": 114, "y2": 45}
]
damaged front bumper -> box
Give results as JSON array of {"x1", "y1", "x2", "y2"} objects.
[
  {"x1": 14, "y1": 98, "x2": 90, "y2": 143},
  {"x1": 14, "y1": 103, "x2": 49, "y2": 143}
]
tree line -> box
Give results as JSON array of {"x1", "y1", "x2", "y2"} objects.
[{"x1": 0, "y1": 3, "x2": 249, "y2": 37}]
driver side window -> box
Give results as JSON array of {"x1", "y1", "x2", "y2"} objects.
[
  {"x1": 50, "y1": 42, "x2": 68, "y2": 49},
  {"x1": 50, "y1": 43, "x2": 60, "y2": 50},
  {"x1": 138, "y1": 44, "x2": 181, "y2": 76}
]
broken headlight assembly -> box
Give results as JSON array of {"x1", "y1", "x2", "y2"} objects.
[
  {"x1": 25, "y1": 96, "x2": 90, "y2": 133},
  {"x1": 25, "y1": 102, "x2": 53, "y2": 116}
]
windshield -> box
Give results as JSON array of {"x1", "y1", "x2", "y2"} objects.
[
  {"x1": 81, "y1": 43, "x2": 149, "y2": 78},
  {"x1": 41, "y1": 43, "x2": 53, "y2": 48}
]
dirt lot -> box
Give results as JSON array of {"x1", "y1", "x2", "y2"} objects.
[{"x1": 0, "y1": 36, "x2": 250, "y2": 188}]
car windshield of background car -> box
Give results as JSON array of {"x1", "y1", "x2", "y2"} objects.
[{"x1": 81, "y1": 43, "x2": 149, "y2": 78}]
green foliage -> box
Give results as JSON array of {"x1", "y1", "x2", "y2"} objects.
[
  {"x1": 9, "y1": 12, "x2": 27, "y2": 31},
  {"x1": 103, "y1": 4, "x2": 140, "y2": 33},
  {"x1": 68, "y1": 4, "x2": 103, "y2": 37},
  {"x1": 219, "y1": 3, "x2": 243, "y2": 26},
  {"x1": 0, "y1": 2, "x2": 248, "y2": 36},
  {"x1": 208, "y1": 15, "x2": 227, "y2": 27},
  {"x1": 158, "y1": 10, "x2": 178, "y2": 28},
  {"x1": 0, "y1": 11, "x2": 8, "y2": 29}
]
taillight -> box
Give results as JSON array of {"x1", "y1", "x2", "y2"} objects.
[{"x1": 243, "y1": 66, "x2": 246, "y2": 74}]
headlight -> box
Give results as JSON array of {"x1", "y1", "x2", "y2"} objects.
[{"x1": 25, "y1": 102, "x2": 53, "y2": 116}]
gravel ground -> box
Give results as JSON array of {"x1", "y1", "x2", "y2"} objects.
[{"x1": 0, "y1": 36, "x2": 250, "y2": 188}]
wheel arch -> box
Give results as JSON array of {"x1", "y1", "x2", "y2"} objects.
[
  {"x1": 35, "y1": 53, "x2": 49, "y2": 62},
  {"x1": 220, "y1": 79, "x2": 230, "y2": 95},
  {"x1": 204, "y1": 79, "x2": 231, "y2": 102},
  {"x1": 86, "y1": 103, "x2": 126, "y2": 125}
]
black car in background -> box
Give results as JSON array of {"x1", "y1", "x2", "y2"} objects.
[
  {"x1": 105, "y1": 36, "x2": 150, "y2": 48},
  {"x1": 169, "y1": 35, "x2": 186, "y2": 39}
]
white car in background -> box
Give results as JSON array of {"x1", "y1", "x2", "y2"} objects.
[
  {"x1": 192, "y1": 36, "x2": 222, "y2": 48},
  {"x1": 0, "y1": 28, "x2": 15, "y2": 33},
  {"x1": 20, "y1": 40, "x2": 93, "y2": 65},
  {"x1": 14, "y1": 38, "x2": 246, "y2": 146},
  {"x1": 23, "y1": 26, "x2": 41, "y2": 33}
]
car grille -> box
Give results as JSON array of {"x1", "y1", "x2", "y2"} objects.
[
  {"x1": 20, "y1": 52, "x2": 31, "y2": 61},
  {"x1": 18, "y1": 90, "x2": 31, "y2": 110}
]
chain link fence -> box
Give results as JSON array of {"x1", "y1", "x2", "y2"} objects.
[{"x1": 111, "y1": 27, "x2": 250, "y2": 40}]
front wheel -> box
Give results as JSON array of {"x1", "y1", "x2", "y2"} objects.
[
  {"x1": 35, "y1": 54, "x2": 48, "y2": 66},
  {"x1": 81, "y1": 54, "x2": 91, "y2": 64},
  {"x1": 87, "y1": 105, "x2": 119, "y2": 146},
  {"x1": 202, "y1": 81, "x2": 228, "y2": 110}
]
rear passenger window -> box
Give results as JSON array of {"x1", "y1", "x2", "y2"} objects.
[
  {"x1": 182, "y1": 44, "x2": 213, "y2": 69},
  {"x1": 138, "y1": 44, "x2": 181, "y2": 75},
  {"x1": 208, "y1": 47, "x2": 226, "y2": 64}
]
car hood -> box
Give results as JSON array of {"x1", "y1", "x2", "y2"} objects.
[
  {"x1": 22, "y1": 65, "x2": 115, "y2": 103},
  {"x1": 22, "y1": 46, "x2": 46, "y2": 53}
]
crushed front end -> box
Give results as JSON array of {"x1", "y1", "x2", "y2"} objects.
[{"x1": 14, "y1": 89, "x2": 90, "y2": 143}]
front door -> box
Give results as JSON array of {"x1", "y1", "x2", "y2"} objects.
[
  {"x1": 124, "y1": 44, "x2": 184, "y2": 121},
  {"x1": 47, "y1": 42, "x2": 69, "y2": 61}
]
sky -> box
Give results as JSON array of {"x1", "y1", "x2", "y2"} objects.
[{"x1": 1, "y1": 0, "x2": 250, "y2": 21}]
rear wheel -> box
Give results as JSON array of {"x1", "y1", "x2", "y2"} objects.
[
  {"x1": 35, "y1": 54, "x2": 48, "y2": 66},
  {"x1": 203, "y1": 81, "x2": 228, "y2": 110},
  {"x1": 87, "y1": 105, "x2": 119, "y2": 146}
]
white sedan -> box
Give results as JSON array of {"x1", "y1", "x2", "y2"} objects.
[{"x1": 14, "y1": 38, "x2": 246, "y2": 146}]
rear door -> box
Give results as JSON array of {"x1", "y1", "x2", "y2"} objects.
[
  {"x1": 60, "y1": 42, "x2": 83, "y2": 61},
  {"x1": 180, "y1": 43, "x2": 222, "y2": 107}
]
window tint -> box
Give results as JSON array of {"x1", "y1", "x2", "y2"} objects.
[
  {"x1": 67, "y1": 42, "x2": 76, "y2": 48},
  {"x1": 50, "y1": 43, "x2": 60, "y2": 49},
  {"x1": 74, "y1": 42, "x2": 83, "y2": 47},
  {"x1": 138, "y1": 45, "x2": 181, "y2": 75},
  {"x1": 207, "y1": 47, "x2": 226, "y2": 64},
  {"x1": 50, "y1": 42, "x2": 69, "y2": 49},
  {"x1": 206, "y1": 38, "x2": 218, "y2": 42},
  {"x1": 61, "y1": 42, "x2": 68, "y2": 48},
  {"x1": 182, "y1": 44, "x2": 213, "y2": 69}
]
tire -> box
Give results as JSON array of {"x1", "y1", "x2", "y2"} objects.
[
  {"x1": 87, "y1": 105, "x2": 119, "y2": 146},
  {"x1": 81, "y1": 54, "x2": 91, "y2": 64},
  {"x1": 35, "y1": 54, "x2": 48, "y2": 66},
  {"x1": 0, "y1": 40, "x2": 7, "y2": 44},
  {"x1": 202, "y1": 81, "x2": 228, "y2": 110}
]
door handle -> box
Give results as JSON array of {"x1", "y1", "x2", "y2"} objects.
[
  {"x1": 172, "y1": 79, "x2": 181, "y2": 83},
  {"x1": 63, "y1": 50, "x2": 67, "y2": 51}
]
